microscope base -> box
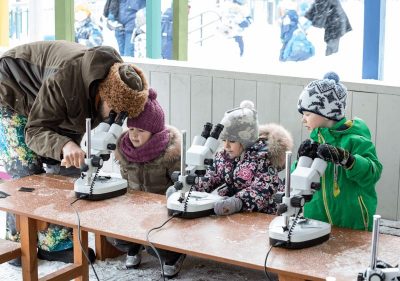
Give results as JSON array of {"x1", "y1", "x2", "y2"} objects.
[
  {"x1": 268, "y1": 216, "x2": 331, "y2": 249},
  {"x1": 74, "y1": 176, "x2": 128, "y2": 200},
  {"x1": 167, "y1": 191, "x2": 223, "y2": 219}
]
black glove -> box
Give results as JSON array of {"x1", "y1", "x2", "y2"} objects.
[
  {"x1": 297, "y1": 139, "x2": 319, "y2": 159},
  {"x1": 317, "y1": 144, "x2": 355, "y2": 169}
]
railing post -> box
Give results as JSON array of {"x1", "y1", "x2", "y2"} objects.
[
  {"x1": 362, "y1": 0, "x2": 386, "y2": 80},
  {"x1": 54, "y1": 0, "x2": 74, "y2": 41},
  {"x1": 146, "y1": 0, "x2": 162, "y2": 59},
  {"x1": 173, "y1": 0, "x2": 188, "y2": 61}
]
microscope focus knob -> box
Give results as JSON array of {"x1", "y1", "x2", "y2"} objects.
[
  {"x1": 369, "y1": 271, "x2": 385, "y2": 281},
  {"x1": 174, "y1": 181, "x2": 183, "y2": 190},
  {"x1": 290, "y1": 195, "x2": 305, "y2": 208},
  {"x1": 186, "y1": 175, "x2": 198, "y2": 185},
  {"x1": 107, "y1": 144, "x2": 116, "y2": 150},
  {"x1": 171, "y1": 171, "x2": 180, "y2": 182},
  {"x1": 273, "y1": 192, "x2": 285, "y2": 204},
  {"x1": 277, "y1": 204, "x2": 288, "y2": 215},
  {"x1": 91, "y1": 156, "x2": 103, "y2": 168}
]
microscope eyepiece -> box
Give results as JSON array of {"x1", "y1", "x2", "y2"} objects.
[
  {"x1": 107, "y1": 110, "x2": 117, "y2": 125},
  {"x1": 115, "y1": 111, "x2": 128, "y2": 126},
  {"x1": 201, "y1": 122, "x2": 213, "y2": 139},
  {"x1": 210, "y1": 123, "x2": 224, "y2": 139}
]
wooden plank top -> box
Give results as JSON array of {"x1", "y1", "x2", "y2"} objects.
[{"x1": 0, "y1": 175, "x2": 399, "y2": 281}]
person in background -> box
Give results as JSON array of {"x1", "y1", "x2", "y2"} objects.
[
  {"x1": 0, "y1": 40, "x2": 149, "y2": 265},
  {"x1": 103, "y1": 0, "x2": 146, "y2": 56},
  {"x1": 161, "y1": 5, "x2": 173, "y2": 59},
  {"x1": 217, "y1": 0, "x2": 253, "y2": 57},
  {"x1": 296, "y1": 72, "x2": 382, "y2": 231},
  {"x1": 131, "y1": 7, "x2": 147, "y2": 58},
  {"x1": 75, "y1": 4, "x2": 103, "y2": 47},
  {"x1": 107, "y1": 88, "x2": 185, "y2": 278}
]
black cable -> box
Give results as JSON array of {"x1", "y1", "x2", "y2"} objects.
[
  {"x1": 146, "y1": 212, "x2": 182, "y2": 281},
  {"x1": 264, "y1": 245, "x2": 273, "y2": 281},
  {"x1": 264, "y1": 241, "x2": 286, "y2": 281},
  {"x1": 287, "y1": 209, "x2": 301, "y2": 244},
  {"x1": 89, "y1": 167, "x2": 100, "y2": 196},
  {"x1": 70, "y1": 198, "x2": 100, "y2": 281},
  {"x1": 183, "y1": 184, "x2": 195, "y2": 213}
]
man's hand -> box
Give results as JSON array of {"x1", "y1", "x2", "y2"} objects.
[
  {"x1": 297, "y1": 139, "x2": 319, "y2": 159},
  {"x1": 214, "y1": 197, "x2": 243, "y2": 216},
  {"x1": 317, "y1": 144, "x2": 355, "y2": 169},
  {"x1": 61, "y1": 141, "x2": 85, "y2": 168}
]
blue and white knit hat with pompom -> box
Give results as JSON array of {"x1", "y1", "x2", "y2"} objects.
[
  {"x1": 220, "y1": 100, "x2": 259, "y2": 149},
  {"x1": 298, "y1": 72, "x2": 348, "y2": 121}
]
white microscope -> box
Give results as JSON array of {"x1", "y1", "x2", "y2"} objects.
[
  {"x1": 167, "y1": 122, "x2": 225, "y2": 218},
  {"x1": 74, "y1": 111, "x2": 128, "y2": 200},
  {"x1": 269, "y1": 151, "x2": 331, "y2": 248},
  {"x1": 358, "y1": 215, "x2": 400, "y2": 281}
]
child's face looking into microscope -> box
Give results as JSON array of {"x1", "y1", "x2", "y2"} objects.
[
  {"x1": 128, "y1": 127, "x2": 152, "y2": 148},
  {"x1": 301, "y1": 111, "x2": 335, "y2": 131},
  {"x1": 223, "y1": 140, "x2": 244, "y2": 159}
]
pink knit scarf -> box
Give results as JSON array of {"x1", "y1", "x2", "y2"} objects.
[{"x1": 120, "y1": 129, "x2": 170, "y2": 163}]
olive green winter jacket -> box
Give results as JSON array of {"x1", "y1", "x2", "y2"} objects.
[
  {"x1": 303, "y1": 117, "x2": 382, "y2": 231},
  {"x1": 0, "y1": 41, "x2": 122, "y2": 161}
]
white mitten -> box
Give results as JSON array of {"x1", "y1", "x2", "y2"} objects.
[{"x1": 214, "y1": 197, "x2": 243, "y2": 216}]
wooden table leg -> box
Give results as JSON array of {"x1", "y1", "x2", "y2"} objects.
[
  {"x1": 95, "y1": 234, "x2": 124, "y2": 261},
  {"x1": 19, "y1": 215, "x2": 38, "y2": 281},
  {"x1": 73, "y1": 227, "x2": 89, "y2": 281}
]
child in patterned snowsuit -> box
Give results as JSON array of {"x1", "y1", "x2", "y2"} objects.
[{"x1": 193, "y1": 100, "x2": 293, "y2": 215}]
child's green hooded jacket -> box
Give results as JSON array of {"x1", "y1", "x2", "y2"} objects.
[{"x1": 302, "y1": 117, "x2": 382, "y2": 231}]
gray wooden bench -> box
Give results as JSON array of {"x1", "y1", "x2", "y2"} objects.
[{"x1": 0, "y1": 238, "x2": 21, "y2": 264}]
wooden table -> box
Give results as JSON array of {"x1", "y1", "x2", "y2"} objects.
[
  {"x1": 0, "y1": 175, "x2": 400, "y2": 281},
  {"x1": 0, "y1": 175, "x2": 88, "y2": 281}
]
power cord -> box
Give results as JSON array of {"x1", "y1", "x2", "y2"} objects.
[
  {"x1": 183, "y1": 184, "x2": 195, "y2": 213},
  {"x1": 287, "y1": 211, "x2": 301, "y2": 244},
  {"x1": 146, "y1": 212, "x2": 182, "y2": 281},
  {"x1": 264, "y1": 241, "x2": 286, "y2": 281},
  {"x1": 70, "y1": 197, "x2": 100, "y2": 281}
]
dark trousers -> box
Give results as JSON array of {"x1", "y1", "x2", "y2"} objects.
[{"x1": 106, "y1": 237, "x2": 182, "y2": 264}]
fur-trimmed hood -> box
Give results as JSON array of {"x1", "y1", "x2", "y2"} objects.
[
  {"x1": 258, "y1": 123, "x2": 293, "y2": 170},
  {"x1": 116, "y1": 124, "x2": 181, "y2": 194}
]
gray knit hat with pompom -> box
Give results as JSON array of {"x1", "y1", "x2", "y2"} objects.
[
  {"x1": 219, "y1": 100, "x2": 259, "y2": 149},
  {"x1": 298, "y1": 72, "x2": 348, "y2": 121}
]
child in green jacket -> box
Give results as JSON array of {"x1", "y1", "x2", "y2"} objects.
[{"x1": 296, "y1": 72, "x2": 382, "y2": 231}]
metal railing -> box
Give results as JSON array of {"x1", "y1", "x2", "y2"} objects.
[
  {"x1": 9, "y1": 7, "x2": 29, "y2": 40},
  {"x1": 188, "y1": 10, "x2": 221, "y2": 46}
]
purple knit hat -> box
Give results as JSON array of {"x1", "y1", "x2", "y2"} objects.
[{"x1": 127, "y1": 88, "x2": 165, "y2": 133}]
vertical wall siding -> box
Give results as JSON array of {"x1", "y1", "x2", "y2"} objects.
[
  {"x1": 117, "y1": 61, "x2": 400, "y2": 220},
  {"x1": 375, "y1": 94, "x2": 400, "y2": 219}
]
